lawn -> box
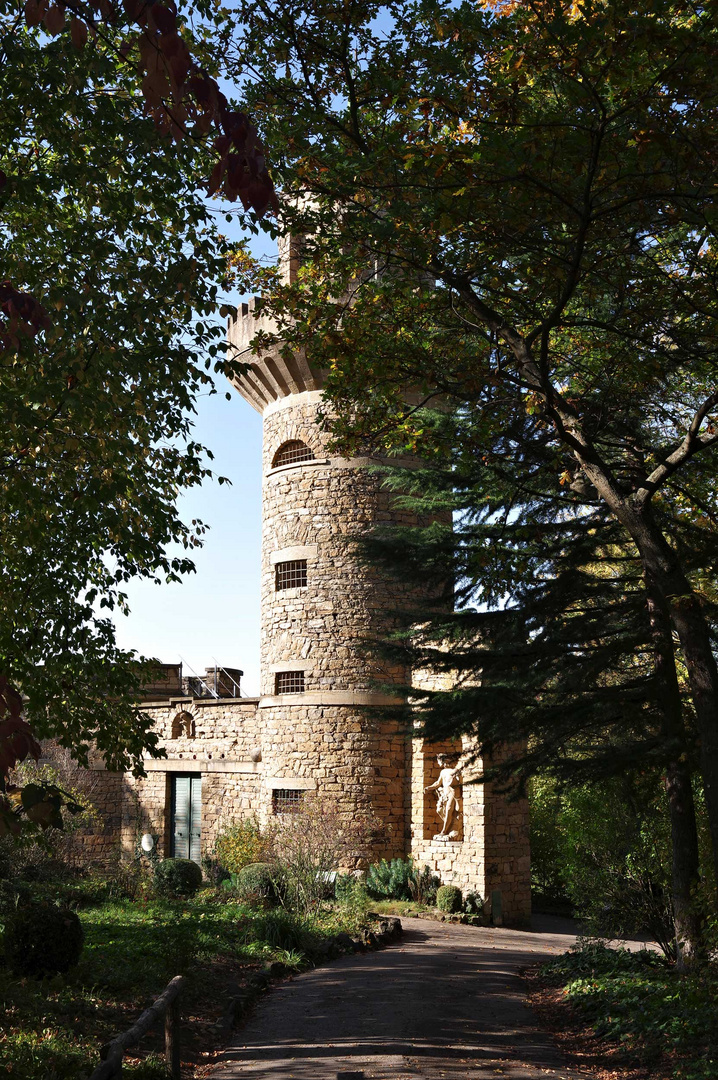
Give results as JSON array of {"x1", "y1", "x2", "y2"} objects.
[{"x1": 0, "y1": 889, "x2": 370, "y2": 1080}]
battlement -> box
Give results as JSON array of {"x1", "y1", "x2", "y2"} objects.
[{"x1": 227, "y1": 299, "x2": 326, "y2": 413}]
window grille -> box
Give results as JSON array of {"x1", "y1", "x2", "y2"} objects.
[
  {"x1": 272, "y1": 440, "x2": 315, "y2": 468},
  {"x1": 275, "y1": 559, "x2": 307, "y2": 590},
  {"x1": 275, "y1": 670, "x2": 305, "y2": 694},
  {"x1": 272, "y1": 788, "x2": 304, "y2": 814}
]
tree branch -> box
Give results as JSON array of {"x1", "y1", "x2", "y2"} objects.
[{"x1": 635, "y1": 393, "x2": 718, "y2": 507}]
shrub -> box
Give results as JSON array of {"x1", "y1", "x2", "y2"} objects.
[
  {"x1": 201, "y1": 855, "x2": 230, "y2": 887},
  {"x1": 153, "y1": 858, "x2": 202, "y2": 898},
  {"x1": 436, "y1": 885, "x2": 462, "y2": 913},
  {"x1": 464, "y1": 891, "x2": 484, "y2": 915},
  {"x1": 407, "y1": 864, "x2": 440, "y2": 905},
  {"x1": 229, "y1": 862, "x2": 278, "y2": 904},
  {"x1": 527, "y1": 773, "x2": 703, "y2": 957},
  {"x1": 4, "y1": 902, "x2": 84, "y2": 977},
  {"x1": 272, "y1": 794, "x2": 374, "y2": 913},
  {"x1": 214, "y1": 818, "x2": 270, "y2": 875},
  {"x1": 366, "y1": 857, "x2": 416, "y2": 900},
  {"x1": 335, "y1": 873, "x2": 367, "y2": 903}
]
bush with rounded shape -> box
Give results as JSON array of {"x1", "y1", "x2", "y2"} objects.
[
  {"x1": 5, "y1": 901, "x2": 84, "y2": 977},
  {"x1": 436, "y1": 885, "x2": 462, "y2": 914},
  {"x1": 464, "y1": 891, "x2": 484, "y2": 916},
  {"x1": 154, "y1": 858, "x2": 202, "y2": 897},
  {"x1": 233, "y1": 861, "x2": 278, "y2": 903}
]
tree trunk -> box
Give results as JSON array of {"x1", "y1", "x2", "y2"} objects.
[
  {"x1": 630, "y1": 518, "x2": 718, "y2": 893},
  {"x1": 646, "y1": 586, "x2": 703, "y2": 971},
  {"x1": 566, "y1": 454, "x2": 718, "y2": 889},
  {"x1": 499, "y1": 329, "x2": 718, "y2": 888}
]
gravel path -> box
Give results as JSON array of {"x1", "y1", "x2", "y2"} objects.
[{"x1": 211, "y1": 915, "x2": 584, "y2": 1080}]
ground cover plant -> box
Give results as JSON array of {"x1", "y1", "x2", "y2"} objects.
[
  {"x1": 0, "y1": 874, "x2": 373, "y2": 1080},
  {"x1": 536, "y1": 942, "x2": 718, "y2": 1080}
]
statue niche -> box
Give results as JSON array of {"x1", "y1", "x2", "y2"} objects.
[
  {"x1": 171, "y1": 711, "x2": 195, "y2": 739},
  {"x1": 424, "y1": 754, "x2": 462, "y2": 841}
]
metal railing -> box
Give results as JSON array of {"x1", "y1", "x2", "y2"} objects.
[{"x1": 88, "y1": 975, "x2": 184, "y2": 1080}]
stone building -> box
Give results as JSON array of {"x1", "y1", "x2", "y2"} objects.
[{"x1": 80, "y1": 249, "x2": 531, "y2": 926}]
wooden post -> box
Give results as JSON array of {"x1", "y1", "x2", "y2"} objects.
[
  {"x1": 89, "y1": 975, "x2": 184, "y2": 1080},
  {"x1": 165, "y1": 994, "x2": 180, "y2": 1080}
]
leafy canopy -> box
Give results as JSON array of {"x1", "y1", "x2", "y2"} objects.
[{"x1": 0, "y1": 5, "x2": 245, "y2": 804}]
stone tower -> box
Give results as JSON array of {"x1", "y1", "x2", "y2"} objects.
[
  {"x1": 67, "y1": 240, "x2": 529, "y2": 922},
  {"x1": 226, "y1": 249, "x2": 531, "y2": 921},
  {"x1": 227, "y1": 286, "x2": 428, "y2": 862}
]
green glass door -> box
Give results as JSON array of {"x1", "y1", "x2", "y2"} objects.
[{"x1": 170, "y1": 774, "x2": 201, "y2": 863}]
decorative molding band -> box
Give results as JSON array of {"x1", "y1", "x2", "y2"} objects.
[
  {"x1": 265, "y1": 458, "x2": 328, "y2": 478},
  {"x1": 259, "y1": 690, "x2": 404, "y2": 709},
  {"x1": 89, "y1": 758, "x2": 260, "y2": 774},
  {"x1": 138, "y1": 697, "x2": 260, "y2": 709},
  {"x1": 264, "y1": 776, "x2": 317, "y2": 790},
  {"x1": 269, "y1": 544, "x2": 318, "y2": 565},
  {"x1": 262, "y1": 388, "x2": 324, "y2": 417}
]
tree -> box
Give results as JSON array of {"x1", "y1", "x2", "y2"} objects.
[
  {"x1": 0, "y1": 5, "x2": 247, "y2": 824},
  {"x1": 354, "y1": 403, "x2": 707, "y2": 965},
  {"x1": 225, "y1": 0, "x2": 718, "y2": 882},
  {"x1": 530, "y1": 772, "x2": 679, "y2": 960}
]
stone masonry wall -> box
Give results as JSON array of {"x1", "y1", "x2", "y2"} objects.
[
  {"x1": 261, "y1": 391, "x2": 434, "y2": 695},
  {"x1": 410, "y1": 736, "x2": 531, "y2": 927},
  {"x1": 410, "y1": 737, "x2": 486, "y2": 908},
  {"x1": 483, "y1": 744, "x2": 532, "y2": 926},
  {"x1": 80, "y1": 697, "x2": 263, "y2": 863},
  {"x1": 258, "y1": 702, "x2": 409, "y2": 864},
  {"x1": 254, "y1": 389, "x2": 445, "y2": 855}
]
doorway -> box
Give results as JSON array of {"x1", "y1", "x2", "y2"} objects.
[{"x1": 170, "y1": 773, "x2": 202, "y2": 863}]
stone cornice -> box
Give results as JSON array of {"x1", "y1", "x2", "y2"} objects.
[
  {"x1": 227, "y1": 301, "x2": 327, "y2": 412},
  {"x1": 258, "y1": 690, "x2": 404, "y2": 708}
]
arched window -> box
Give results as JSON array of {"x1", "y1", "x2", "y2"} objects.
[
  {"x1": 272, "y1": 440, "x2": 315, "y2": 468},
  {"x1": 171, "y1": 711, "x2": 195, "y2": 739}
]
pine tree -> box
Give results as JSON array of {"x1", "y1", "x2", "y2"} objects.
[{"x1": 364, "y1": 406, "x2": 709, "y2": 966}]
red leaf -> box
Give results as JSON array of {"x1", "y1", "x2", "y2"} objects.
[
  {"x1": 207, "y1": 160, "x2": 223, "y2": 196},
  {"x1": 123, "y1": 0, "x2": 146, "y2": 24},
  {"x1": 70, "y1": 16, "x2": 88, "y2": 47},
  {"x1": 44, "y1": 3, "x2": 65, "y2": 34},
  {"x1": 0, "y1": 676, "x2": 41, "y2": 780},
  {"x1": 149, "y1": 3, "x2": 175, "y2": 34},
  {"x1": 24, "y1": 0, "x2": 45, "y2": 25}
]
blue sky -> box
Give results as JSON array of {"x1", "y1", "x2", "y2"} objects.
[
  {"x1": 112, "y1": 217, "x2": 274, "y2": 697},
  {"x1": 112, "y1": 382, "x2": 265, "y2": 696}
]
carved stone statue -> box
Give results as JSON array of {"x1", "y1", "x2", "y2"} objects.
[{"x1": 424, "y1": 755, "x2": 462, "y2": 840}]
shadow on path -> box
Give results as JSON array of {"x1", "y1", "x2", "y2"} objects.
[{"x1": 211, "y1": 918, "x2": 583, "y2": 1080}]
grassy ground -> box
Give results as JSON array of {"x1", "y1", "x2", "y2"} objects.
[
  {"x1": 365, "y1": 899, "x2": 433, "y2": 917},
  {"x1": 530, "y1": 942, "x2": 718, "y2": 1080},
  {"x1": 0, "y1": 887, "x2": 371, "y2": 1080}
]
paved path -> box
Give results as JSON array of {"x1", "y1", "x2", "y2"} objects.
[{"x1": 212, "y1": 916, "x2": 583, "y2": 1080}]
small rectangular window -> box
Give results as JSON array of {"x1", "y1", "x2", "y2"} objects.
[
  {"x1": 275, "y1": 559, "x2": 307, "y2": 590},
  {"x1": 272, "y1": 788, "x2": 304, "y2": 814},
  {"x1": 275, "y1": 670, "x2": 305, "y2": 694}
]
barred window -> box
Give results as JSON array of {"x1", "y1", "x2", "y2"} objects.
[
  {"x1": 275, "y1": 670, "x2": 305, "y2": 694},
  {"x1": 275, "y1": 559, "x2": 307, "y2": 590},
  {"x1": 272, "y1": 440, "x2": 315, "y2": 468},
  {"x1": 272, "y1": 788, "x2": 304, "y2": 814}
]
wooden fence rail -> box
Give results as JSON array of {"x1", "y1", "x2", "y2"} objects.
[{"x1": 88, "y1": 974, "x2": 185, "y2": 1080}]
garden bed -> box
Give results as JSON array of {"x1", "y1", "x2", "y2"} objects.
[
  {"x1": 525, "y1": 942, "x2": 718, "y2": 1080},
  {"x1": 368, "y1": 899, "x2": 488, "y2": 925}
]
